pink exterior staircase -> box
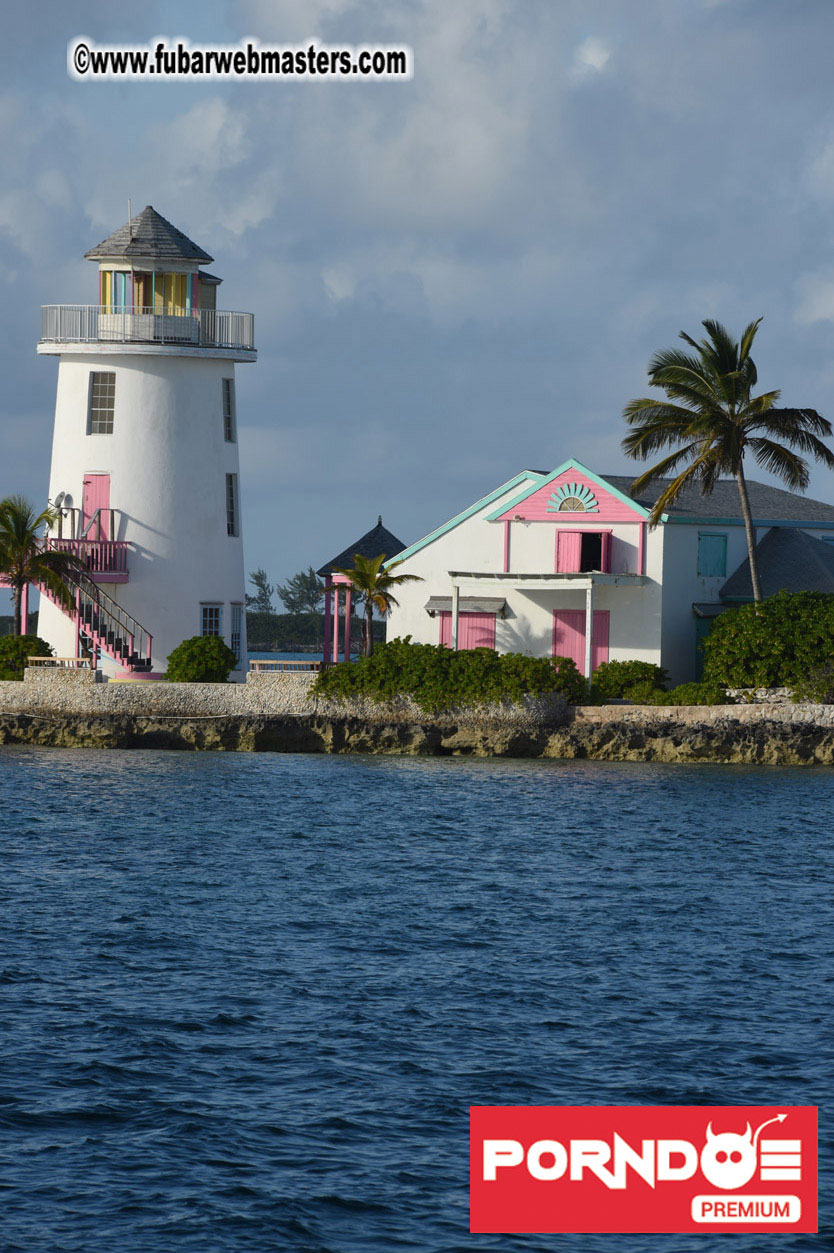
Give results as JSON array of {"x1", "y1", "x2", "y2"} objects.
[{"x1": 37, "y1": 566, "x2": 153, "y2": 673}]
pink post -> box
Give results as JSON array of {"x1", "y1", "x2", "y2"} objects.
[
  {"x1": 323, "y1": 576, "x2": 332, "y2": 666},
  {"x1": 20, "y1": 583, "x2": 28, "y2": 636},
  {"x1": 332, "y1": 587, "x2": 340, "y2": 663},
  {"x1": 343, "y1": 586, "x2": 352, "y2": 661}
]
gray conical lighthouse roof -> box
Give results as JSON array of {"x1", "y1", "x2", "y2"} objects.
[{"x1": 85, "y1": 206, "x2": 213, "y2": 264}]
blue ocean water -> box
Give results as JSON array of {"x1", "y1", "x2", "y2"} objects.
[{"x1": 0, "y1": 749, "x2": 831, "y2": 1252}]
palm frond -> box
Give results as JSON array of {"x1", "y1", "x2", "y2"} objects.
[
  {"x1": 751, "y1": 406, "x2": 832, "y2": 439},
  {"x1": 747, "y1": 438, "x2": 811, "y2": 491},
  {"x1": 643, "y1": 450, "x2": 722, "y2": 526}
]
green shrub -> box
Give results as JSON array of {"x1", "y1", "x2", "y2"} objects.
[
  {"x1": 621, "y1": 679, "x2": 669, "y2": 705},
  {"x1": 166, "y1": 636, "x2": 238, "y2": 683},
  {"x1": 661, "y1": 681, "x2": 733, "y2": 706},
  {"x1": 312, "y1": 637, "x2": 587, "y2": 711},
  {"x1": 621, "y1": 678, "x2": 732, "y2": 706},
  {"x1": 591, "y1": 659, "x2": 668, "y2": 702},
  {"x1": 702, "y1": 591, "x2": 834, "y2": 691},
  {"x1": 0, "y1": 634, "x2": 53, "y2": 681},
  {"x1": 791, "y1": 664, "x2": 834, "y2": 703}
]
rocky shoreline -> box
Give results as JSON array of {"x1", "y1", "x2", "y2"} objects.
[
  {"x1": 3, "y1": 706, "x2": 834, "y2": 764},
  {"x1": 1, "y1": 668, "x2": 833, "y2": 762}
]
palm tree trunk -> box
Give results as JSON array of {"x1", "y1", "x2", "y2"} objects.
[
  {"x1": 12, "y1": 579, "x2": 23, "y2": 636},
  {"x1": 735, "y1": 463, "x2": 762, "y2": 603},
  {"x1": 364, "y1": 603, "x2": 374, "y2": 657}
]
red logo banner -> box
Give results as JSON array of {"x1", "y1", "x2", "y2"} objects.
[{"x1": 470, "y1": 1105, "x2": 817, "y2": 1234}]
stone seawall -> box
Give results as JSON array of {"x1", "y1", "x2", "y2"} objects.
[{"x1": 3, "y1": 670, "x2": 834, "y2": 763}]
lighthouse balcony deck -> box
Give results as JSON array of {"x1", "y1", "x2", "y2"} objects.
[
  {"x1": 43, "y1": 537, "x2": 129, "y2": 583},
  {"x1": 39, "y1": 305, "x2": 255, "y2": 354}
]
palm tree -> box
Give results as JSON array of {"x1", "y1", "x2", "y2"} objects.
[
  {"x1": 0, "y1": 495, "x2": 84, "y2": 634},
  {"x1": 334, "y1": 553, "x2": 422, "y2": 657},
  {"x1": 622, "y1": 318, "x2": 834, "y2": 601}
]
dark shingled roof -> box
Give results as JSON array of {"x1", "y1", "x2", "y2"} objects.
[
  {"x1": 603, "y1": 475, "x2": 834, "y2": 523},
  {"x1": 317, "y1": 517, "x2": 407, "y2": 577},
  {"x1": 85, "y1": 206, "x2": 213, "y2": 264},
  {"x1": 720, "y1": 526, "x2": 834, "y2": 600}
]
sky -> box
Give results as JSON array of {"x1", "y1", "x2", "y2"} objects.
[{"x1": 4, "y1": 0, "x2": 834, "y2": 606}]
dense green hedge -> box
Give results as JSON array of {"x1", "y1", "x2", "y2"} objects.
[
  {"x1": 619, "y1": 679, "x2": 732, "y2": 706},
  {"x1": 590, "y1": 659, "x2": 668, "y2": 701},
  {"x1": 702, "y1": 591, "x2": 834, "y2": 693},
  {"x1": 589, "y1": 659, "x2": 728, "y2": 705},
  {"x1": 312, "y1": 637, "x2": 587, "y2": 711},
  {"x1": 0, "y1": 635, "x2": 53, "y2": 681},
  {"x1": 167, "y1": 636, "x2": 238, "y2": 683}
]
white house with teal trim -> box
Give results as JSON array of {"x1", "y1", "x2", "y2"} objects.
[{"x1": 385, "y1": 458, "x2": 834, "y2": 683}]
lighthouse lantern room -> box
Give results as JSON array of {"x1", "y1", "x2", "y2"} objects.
[{"x1": 36, "y1": 206, "x2": 256, "y2": 677}]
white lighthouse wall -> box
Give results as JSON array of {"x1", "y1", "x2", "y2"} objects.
[{"x1": 39, "y1": 352, "x2": 247, "y2": 676}]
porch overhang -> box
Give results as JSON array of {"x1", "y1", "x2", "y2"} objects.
[
  {"x1": 425, "y1": 595, "x2": 507, "y2": 617},
  {"x1": 447, "y1": 571, "x2": 649, "y2": 590}
]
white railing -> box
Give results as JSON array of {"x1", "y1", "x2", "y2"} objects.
[
  {"x1": 41, "y1": 305, "x2": 255, "y2": 351},
  {"x1": 249, "y1": 658, "x2": 322, "y2": 672},
  {"x1": 27, "y1": 656, "x2": 95, "y2": 670}
]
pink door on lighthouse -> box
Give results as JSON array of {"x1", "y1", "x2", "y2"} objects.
[
  {"x1": 552, "y1": 609, "x2": 610, "y2": 674},
  {"x1": 82, "y1": 474, "x2": 110, "y2": 539}
]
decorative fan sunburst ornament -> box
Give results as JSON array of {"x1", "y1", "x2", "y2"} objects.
[{"x1": 546, "y1": 482, "x2": 599, "y2": 513}]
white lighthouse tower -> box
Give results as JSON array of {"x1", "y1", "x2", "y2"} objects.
[{"x1": 36, "y1": 206, "x2": 256, "y2": 677}]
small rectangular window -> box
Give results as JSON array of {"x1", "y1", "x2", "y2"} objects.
[
  {"x1": 226, "y1": 473, "x2": 239, "y2": 537},
  {"x1": 201, "y1": 604, "x2": 222, "y2": 637},
  {"x1": 697, "y1": 532, "x2": 727, "y2": 577},
  {"x1": 230, "y1": 603, "x2": 243, "y2": 667},
  {"x1": 222, "y1": 379, "x2": 236, "y2": 442},
  {"x1": 88, "y1": 372, "x2": 115, "y2": 435}
]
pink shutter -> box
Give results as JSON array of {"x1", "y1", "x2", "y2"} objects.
[
  {"x1": 592, "y1": 610, "x2": 610, "y2": 670},
  {"x1": 555, "y1": 531, "x2": 583, "y2": 573},
  {"x1": 82, "y1": 473, "x2": 110, "y2": 539},
  {"x1": 552, "y1": 609, "x2": 586, "y2": 669},
  {"x1": 439, "y1": 611, "x2": 496, "y2": 649},
  {"x1": 553, "y1": 609, "x2": 610, "y2": 673},
  {"x1": 600, "y1": 531, "x2": 612, "y2": 573},
  {"x1": 459, "y1": 613, "x2": 496, "y2": 649}
]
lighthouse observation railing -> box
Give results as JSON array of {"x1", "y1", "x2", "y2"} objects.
[{"x1": 40, "y1": 305, "x2": 255, "y2": 351}]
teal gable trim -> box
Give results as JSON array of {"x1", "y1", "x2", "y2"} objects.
[
  {"x1": 484, "y1": 457, "x2": 651, "y2": 521},
  {"x1": 385, "y1": 470, "x2": 545, "y2": 567}
]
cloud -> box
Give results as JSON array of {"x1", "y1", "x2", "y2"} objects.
[
  {"x1": 571, "y1": 36, "x2": 612, "y2": 79},
  {"x1": 795, "y1": 273, "x2": 834, "y2": 325}
]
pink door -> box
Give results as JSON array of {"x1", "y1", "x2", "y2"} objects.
[
  {"x1": 552, "y1": 609, "x2": 610, "y2": 674},
  {"x1": 438, "y1": 612, "x2": 496, "y2": 649},
  {"x1": 82, "y1": 474, "x2": 110, "y2": 539},
  {"x1": 556, "y1": 531, "x2": 582, "y2": 573}
]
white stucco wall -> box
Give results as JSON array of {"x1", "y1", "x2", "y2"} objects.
[{"x1": 37, "y1": 350, "x2": 249, "y2": 676}]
